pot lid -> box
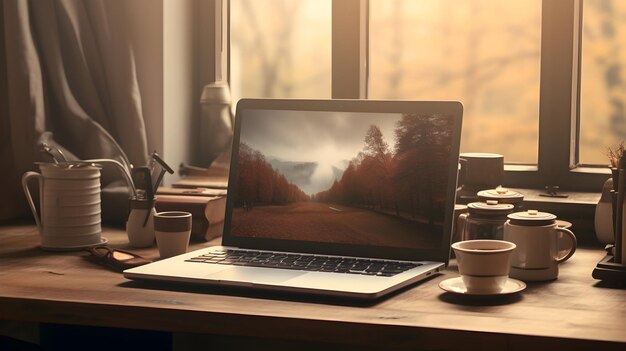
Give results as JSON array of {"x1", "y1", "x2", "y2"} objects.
[
  {"x1": 455, "y1": 204, "x2": 468, "y2": 211},
  {"x1": 508, "y1": 210, "x2": 556, "y2": 225},
  {"x1": 555, "y1": 219, "x2": 572, "y2": 229},
  {"x1": 477, "y1": 187, "x2": 524, "y2": 203},
  {"x1": 467, "y1": 200, "x2": 514, "y2": 216}
]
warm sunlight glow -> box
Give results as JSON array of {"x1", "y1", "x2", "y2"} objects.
[
  {"x1": 370, "y1": 0, "x2": 541, "y2": 164},
  {"x1": 231, "y1": 0, "x2": 626, "y2": 165},
  {"x1": 230, "y1": 0, "x2": 331, "y2": 102},
  {"x1": 580, "y1": 0, "x2": 626, "y2": 165}
]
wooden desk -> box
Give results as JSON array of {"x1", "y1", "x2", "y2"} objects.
[{"x1": 1, "y1": 223, "x2": 624, "y2": 350}]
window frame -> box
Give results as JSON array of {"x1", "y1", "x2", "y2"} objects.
[{"x1": 227, "y1": 0, "x2": 611, "y2": 192}]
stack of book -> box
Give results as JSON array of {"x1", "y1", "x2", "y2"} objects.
[{"x1": 155, "y1": 184, "x2": 227, "y2": 242}]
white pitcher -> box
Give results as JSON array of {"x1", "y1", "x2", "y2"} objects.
[
  {"x1": 22, "y1": 163, "x2": 104, "y2": 250},
  {"x1": 503, "y1": 210, "x2": 577, "y2": 281}
]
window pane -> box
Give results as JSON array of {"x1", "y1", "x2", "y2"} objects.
[
  {"x1": 369, "y1": 0, "x2": 542, "y2": 164},
  {"x1": 230, "y1": 0, "x2": 331, "y2": 102},
  {"x1": 580, "y1": 0, "x2": 626, "y2": 166}
]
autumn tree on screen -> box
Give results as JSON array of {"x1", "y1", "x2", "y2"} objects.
[
  {"x1": 236, "y1": 143, "x2": 308, "y2": 207},
  {"x1": 363, "y1": 125, "x2": 395, "y2": 210},
  {"x1": 315, "y1": 115, "x2": 453, "y2": 225},
  {"x1": 393, "y1": 114, "x2": 452, "y2": 224}
]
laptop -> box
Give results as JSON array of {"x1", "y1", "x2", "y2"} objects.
[{"x1": 124, "y1": 99, "x2": 463, "y2": 300}]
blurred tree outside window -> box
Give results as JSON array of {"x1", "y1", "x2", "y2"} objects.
[
  {"x1": 580, "y1": 0, "x2": 626, "y2": 165},
  {"x1": 229, "y1": 0, "x2": 625, "y2": 170},
  {"x1": 229, "y1": 0, "x2": 332, "y2": 102},
  {"x1": 370, "y1": 0, "x2": 541, "y2": 164}
]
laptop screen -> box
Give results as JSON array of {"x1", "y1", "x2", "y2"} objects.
[{"x1": 224, "y1": 99, "x2": 463, "y2": 263}]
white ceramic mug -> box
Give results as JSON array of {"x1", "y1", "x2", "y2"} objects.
[
  {"x1": 451, "y1": 240, "x2": 516, "y2": 294},
  {"x1": 154, "y1": 211, "x2": 192, "y2": 259},
  {"x1": 503, "y1": 211, "x2": 577, "y2": 281},
  {"x1": 22, "y1": 163, "x2": 103, "y2": 249}
]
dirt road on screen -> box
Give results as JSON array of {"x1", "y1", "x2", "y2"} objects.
[{"x1": 230, "y1": 202, "x2": 441, "y2": 249}]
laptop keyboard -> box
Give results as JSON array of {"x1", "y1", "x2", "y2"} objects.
[{"x1": 185, "y1": 249, "x2": 421, "y2": 277}]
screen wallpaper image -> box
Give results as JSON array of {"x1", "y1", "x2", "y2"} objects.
[{"x1": 231, "y1": 109, "x2": 455, "y2": 250}]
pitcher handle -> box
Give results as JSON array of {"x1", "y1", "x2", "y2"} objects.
[
  {"x1": 21, "y1": 172, "x2": 43, "y2": 231},
  {"x1": 457, "y1": 213, "x2": 469, "y2": 241},
  {"x1": 556, "y1": 227, "x2": 577, "y2": 263}
]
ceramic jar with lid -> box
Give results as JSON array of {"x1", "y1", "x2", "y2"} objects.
[
  {"x1": 503, "y1": 210, "x2": 577, "y2": 281},
  {"x1": 477, "y1": 187, "x2": 524, "y2": 209},
  {"x1": 458, "y1": 200, "x2": 515, "y2": 241}
]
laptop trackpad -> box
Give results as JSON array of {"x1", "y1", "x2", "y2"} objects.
[{"x1": 206, "y1": 267, "x2": 306, "y2": 285}]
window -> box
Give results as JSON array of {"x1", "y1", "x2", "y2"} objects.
[
  {"x1": 580, "y1": 0, "x2": 626, "y2": 166},
  {"x1": 229, "y1": 0, "x2": 614, "y2": 191},
  {"x1": 369, "y1": 0, "x2": 542, "y2": 164},
  {"x1": 229, "y1": 0, "x2": 332, "y2": 102}
]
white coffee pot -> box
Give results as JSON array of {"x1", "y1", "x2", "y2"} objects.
[{"x1": 503, "y1": 210, "x2": 577, "y2": 281}]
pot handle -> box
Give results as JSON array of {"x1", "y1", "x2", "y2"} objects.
[
  {"x1": 457, "y1": 213, "x2": 469, "y2": 241},
  {"x1": 21, "y1": 172, "x2": 43, "y2": 231},
  {"x1": 556, "y1": 227, "x2": 577, "y2": 263}
]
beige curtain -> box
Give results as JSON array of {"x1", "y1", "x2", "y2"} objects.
[{"x1": 1, "y1": 0, "x2": 149, "y2": 221}]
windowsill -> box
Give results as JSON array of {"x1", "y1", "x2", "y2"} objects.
[
  {"x1": 508, "y1": 187, "x2": 600, "y2": 206},
  {"x1": 504, "y1": 164, "x2": 538, "y2": 172},
  {"x1": 571, "y1": 166, "x2": 612, "y2": 175},
  {"x1": 505, "y1": 164, "x2": 611, "y2": 175}
]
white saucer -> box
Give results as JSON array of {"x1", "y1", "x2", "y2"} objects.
[
  {"x1": 40, "y1": 237, "x2": 108, "y2": 251},
  {"x1": 439, "y1": 276, "x2": 526, "y2": 296}
]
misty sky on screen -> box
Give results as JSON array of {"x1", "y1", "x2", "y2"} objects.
[{"x1": 240, "y1": 110, "x2": 401, "y2": 194}]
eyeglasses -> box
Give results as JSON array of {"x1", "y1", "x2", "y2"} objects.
[{"x1": 85, "y1": 246, "x2": 152, "y2": 272}]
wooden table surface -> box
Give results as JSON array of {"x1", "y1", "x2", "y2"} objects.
[{"x1": 1, "y1": 223, "x2": 625, "y2": 350}]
